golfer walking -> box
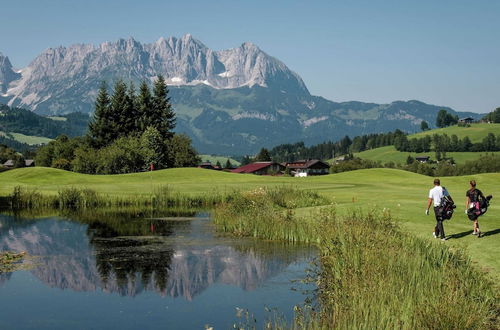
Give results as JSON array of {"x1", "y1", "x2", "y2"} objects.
[{"x1": 426, "y1": 178, "x2": 451, "y2": 241}]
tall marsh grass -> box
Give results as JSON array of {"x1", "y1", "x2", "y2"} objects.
[
  {"x1": 5, "y1": 185, "x2": 233, "y2": 210},
  {"x1": 213, "y1": 188, "x2": 499, "y2": 328}
]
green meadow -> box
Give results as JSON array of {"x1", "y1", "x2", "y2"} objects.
[
  {"x1": 410, "y1": 123, "x2": 500, "y2": 142},
  {"x1": 1, "y1": 167, "x2": 499, "y2": 283},
  {"x1": 352, "y1": 123, "x2": 500, "y2": 164},
  {"x1": 355, "y1": 145, "x2": 500, "y2": 164},
  {"x1": 0, "y1": 131, "x2": 53, "y2": 145}
]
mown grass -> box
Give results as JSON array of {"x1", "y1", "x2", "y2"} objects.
[{"x1": 213, "y1": 188, "x2": 499, "y2": 328}]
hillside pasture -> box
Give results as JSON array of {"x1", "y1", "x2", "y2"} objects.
[
  {"x1": 355, "y1": 145, "x2": 500, "y2": 164},
  {"x1": 411, "y1": 123, "x2": 500, "y2": 142}
]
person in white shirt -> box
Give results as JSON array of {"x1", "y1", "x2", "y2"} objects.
[{"x1": 426, "y1": 178, "x2": 452, "y2": 241}]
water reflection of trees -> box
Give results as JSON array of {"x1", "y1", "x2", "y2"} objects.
[
  {"x1": 0, "y1": 210, "x2": 314, "y2": 299},
  {"x1": 72, "y1": 209, "x2": 194, "y2": 295}
]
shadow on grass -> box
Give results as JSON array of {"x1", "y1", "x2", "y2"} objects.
[
  {"x1": 448, "y1": 230, "x2": 473, "y2": 240},
  {"x1": 482, "y1": 228, "x2": 500, "y2": 237}
]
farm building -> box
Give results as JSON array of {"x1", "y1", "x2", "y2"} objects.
[
  {"x1": 459, "y1": 117, "x2": 474, "y2": 124},
  {"x1": 284, "y1": 159, "x2": 330, "y2": 177},
  {"x1": 2, "y1": 159, "x2": 35, "y2": 168},
  {"x1": 231, "y1": 162, "x2": 285, "y2": 175},
  {"x1": 415, "y1": 156, "x2": 430, "y2": 163}
]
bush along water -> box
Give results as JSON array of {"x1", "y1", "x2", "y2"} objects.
[
  {"x1": 213, "y1": 189, "x2": 499, "y2": 328},
  {"x1": 5, "y1": 185, "x2": 233, "y2": 211}
]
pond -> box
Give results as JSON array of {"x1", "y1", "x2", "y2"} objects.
[{"x1": 0, "y1": 210, "x2": 316, "y2": 329}]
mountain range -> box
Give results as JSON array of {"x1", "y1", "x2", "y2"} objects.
[{"x1": 0, "y1": 35, "x2": 479, "y2": 154}]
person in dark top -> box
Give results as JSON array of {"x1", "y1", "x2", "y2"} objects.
[{"x1": 465, "y1": 180, "x2": 485, "y2": 237}]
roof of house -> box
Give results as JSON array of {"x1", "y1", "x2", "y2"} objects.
[
  {"x1": 231, "y1": 162, "x2": 275, "y2": 173},
  {"x1": 286, "y1": 159, "x2": 330, "y2": 169},
  {"x1": 25, "y1": 159, "x2": 35, "y2": 166},
  {"x1": 415, "y1": 156, "x2": 430, "y2": 160},
  {"x1": 460, "y1": 117, "x2": 474, "y2": 121},
  {"x1": 3, "y1": 160, "x2": 14, "y2": 166}
]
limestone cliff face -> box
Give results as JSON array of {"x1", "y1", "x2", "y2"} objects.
[
  {"x1": 0, "y1": 53, "x2": 20, "y2": 94},
  {"x1": 2, "y1": 34, "x2": 308, "y2": 113}
]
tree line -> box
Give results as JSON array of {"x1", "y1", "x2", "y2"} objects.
[
  {"x1": 482, "y1": 107, "x2": 500, "y2": 123},
  {"x1": 329, "y1": 154, "x2": 500, "y2": 177},
  {"x1": 266, "y1": 130, "x2": 407, "y2": 162},
  {"x1": 36, "y1": 76, "x2": 200, "y2": 174},
  {"x1": 396, "y1": 133, "x2": 500, "y2": 153}
]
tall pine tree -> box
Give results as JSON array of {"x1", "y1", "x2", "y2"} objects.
[
  {"x1": 88, "y1": 82, "x2": 113, "y2": 148},
  {"x1": 109, "y1": 79, "x2": 130, "y2": 140},
  {"x1": 152, "y1": 75, "x2": 176, "y2": 140},
  {"x1": 137, "y1": 80, "x2": 153, "y2": 132}
]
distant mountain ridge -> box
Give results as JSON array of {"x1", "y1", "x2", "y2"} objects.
[{"x1": 0, "y1": 35, "x2": 479, "y2": 154}]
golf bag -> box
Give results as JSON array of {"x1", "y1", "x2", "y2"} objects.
[
  {"x1": 438, "y1": 195, "x2": 456, "y2": 221},
  {"x1": 467, "y1": 195, "x2": 493, "y2": 220}
]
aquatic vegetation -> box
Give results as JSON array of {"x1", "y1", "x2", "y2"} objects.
[
  {"x1": 213, "y1": 189, "x2": 499, "y2": 329},
  {"x1": 0, "y1": 251, "x2": 26, "y2": 273},
  {"x1": 5, "y1": 185, "x2": 234, "y2": 210}
]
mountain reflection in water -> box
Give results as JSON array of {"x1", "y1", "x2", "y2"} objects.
[{"x1": 0, "y1": 210, "x2": 314, "y2": 300}]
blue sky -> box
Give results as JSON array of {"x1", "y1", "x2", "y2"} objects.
[{"x1": 1, "y1": 0, "x2": 498, "y2": 113}]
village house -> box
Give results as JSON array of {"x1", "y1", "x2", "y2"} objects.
[
  {"x1": 197, "y1": 161, "x2": 215, "y2": 170},
  {"x1": 284, "y1": 159, "x2": 330, "y2": 177},
  {"x1": 2, "y1": 159, "x2": 35, "y2": 168},
  {"x1": 415, "y1": 156, "x2": 430, "y2": 163},
  {"x1": 459, "y1": 117, "x2": 474, "y2": 124},
  {"x1": 231, "y1": 162, "x2": 285, "y2": 175}
]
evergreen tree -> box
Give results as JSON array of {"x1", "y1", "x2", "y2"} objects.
[
  {"x1": 126, "y1": 82, "x2": 139, "y2": 134},
  {"x1": 241, "y1": 155, "x2": 252, "y2": 165},
  {"x1": 436, "y1": 110, "x2": 447, "y2": 128},
  {"x1": 420, "y1": 120, "x2": 429, "y2": 131},
  {"x1": 152, "y1": 75, "x2": 176, "y2": 140},
  {"x1": 109, "y1": 79, "x2": 130, "y2": 139},
  {"x1": 137, "y1": 81, "x2": 153, "y2": 132},
  {"x1": 88, "y1": 82, "x2": 113, "y2": 148},
  {"x1": 225, "y1": 159, "x2": 232, "y2": 169},
  {"x1": 255, "y1": 148, "x2": 272, "y2": 161},
  {"x1": 215, "y1": 160, "x2": 221, "y2": 168}
]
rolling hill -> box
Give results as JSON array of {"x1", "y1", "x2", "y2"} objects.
[{"x1": 354, "y1": 123, "x2": 500, "y2": 164}]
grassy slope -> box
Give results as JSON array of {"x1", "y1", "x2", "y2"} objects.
[
  {"x1": 355, "y1": 123, "x2": 500, "y2": 164},
  {"x1": 0, "y1": 131, "x2": 53, "y2": 145},
  {"x1": 411, "y1": 123, "x2": 500, "y2": 142},
  {"x1": 1, "y1": 167, "x2": 499, "y2": 281},
  {"x1": 355, "y1": 145, "x2": 500, "y2": 164}
]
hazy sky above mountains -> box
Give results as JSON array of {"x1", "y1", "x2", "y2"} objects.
[{"x1": 1, "y1": 0, "x2": 498, "y2": 113}]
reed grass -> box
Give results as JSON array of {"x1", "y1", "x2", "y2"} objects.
[
  {"x1": 5, "y1": 185, "x2": 233, "y2": 210},
  {"x1": 213, "y1": 189, "x2": 499, "y2": 329}
]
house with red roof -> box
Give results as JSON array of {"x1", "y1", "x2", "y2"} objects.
[{"x1": 231, "y1": 162, "x2": 285, "y2": 175}]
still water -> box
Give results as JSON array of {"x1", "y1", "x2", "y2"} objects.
[{"x1": 0, "y1": 210, "x2": 316, "y2": 329}]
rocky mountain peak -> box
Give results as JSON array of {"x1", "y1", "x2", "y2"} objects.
[
  {"x1": 3, "y1": 35, "x2": 309, "y2": 112},
  {"x1": 0, "y1": 53, "x2": 20, "y2": 94}
]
